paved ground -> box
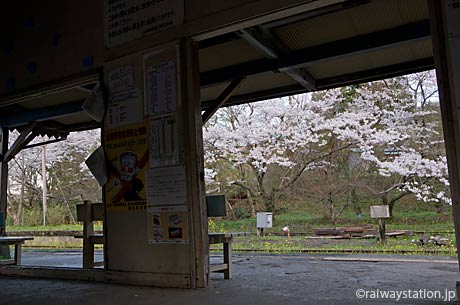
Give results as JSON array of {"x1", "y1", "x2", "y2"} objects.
[{"x1": 0, "y1": 250, "x2": 459, "y2": 304}]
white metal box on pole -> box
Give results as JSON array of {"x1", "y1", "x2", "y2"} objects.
[{"x1": 256, "y1": 212, "x2": 273, "y2": 228}]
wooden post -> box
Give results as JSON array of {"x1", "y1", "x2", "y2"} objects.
[
  {"x1": 0, "y1": 127, "x2": 8, "y2": 236},
  {"x1": 429, "y1": 0, "x2": 460, "y2": 274},
  {"x1": 257, "y1": 227, "x2": 264, "y2": 237},
  {"x1": 14, "y1": 242, "x2": 23, "y2": 265},
  {"x1": 0, "y1": 128, "x2": 9, "y2": 258},
  {"x1": 181, "y1": 38, "x2": 209, "y2": 288},
  {"x1": 370, "y1": 205, "x2": 389, "y2": 245},
  {"x1": 223, "y1": 238, "x2": 232, "y2": 279},
  {"x1": 378, "y1": 218, "x2": 386, "y2": 244},
  {"x1": 82, "y1": 200, "x2": 94, "y2": 269}
]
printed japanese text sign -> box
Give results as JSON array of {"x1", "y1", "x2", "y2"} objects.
[{"x1": 104, "y1": 122, "x2": 149, "y2": 211}]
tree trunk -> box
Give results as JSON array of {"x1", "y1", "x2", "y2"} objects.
[
  {"x1": 351, "y1": 187, "x2": 362, "y2": 216},
  {"x1": 262, "y1": 193, "x2": 275, "y2": 212},
  {"x1": 435, "y1": 202, "x2": 444, "y2": 214},
  {"x1": 328, "y1": 192, "x2": 337, "y2": 225},
  {"x1": 263, "y1": 198, "x2": 274, "y2": 212},
  {"x1": 247, "y1": 190, "x2": 256, "y2": 217},
  {"x1": 226, "y1": 201, "x2": 236, "y2": 220},
  {"x1": 387, "y1": 192, "x2": 410, "y2": 217},
  {"x1": 380, "y1": 194, "x2": 396, "y2": 217},
  {"x1": 6, "y1": 177, "x2": 18, "y2": 225}
]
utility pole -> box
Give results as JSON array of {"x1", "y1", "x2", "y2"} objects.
[{"x1": 42, "y1": 145, "x2": 47, "y2": 226}]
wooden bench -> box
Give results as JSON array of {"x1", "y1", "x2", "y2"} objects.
[
  {"x1": 206, "y1": 195, "x2": 252, "y2": 279},
  {"x1": 76, "y1": 196, "x2": 250, "y2": 277},
  {"x1": 0, "y1": 236, "x2": 34, "y2": 266},
  {"x1": 209, "y1": 232, "x2": 250, "y2": 279},
  {"x1": 75, "y1": 200, "x2": 104, "y2": 269}
]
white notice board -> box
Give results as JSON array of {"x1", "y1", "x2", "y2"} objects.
[
  {"x1": 149, "y1": 115, "x2": 179, "y2": 168},
  {"x1": 145, "y1": 61, "x2": 177, "y2": 116},
  {"x1": 105, "y1": 0, "x2": 185, "y2": 48},
  {"x1": 145, "y1": 166, "x2": 187, "y2": 207}
]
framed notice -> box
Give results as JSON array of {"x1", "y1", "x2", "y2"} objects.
[
  {"x1": 145, "y1": 61, "x2": 177, "y2": 117},
  {"x1": 108, "y1": 66, "x2": 134, "y2": 93},
  {"x1": 145, "y1": 165, "x2": 186, "y2": 207},
  {"x1": 107, "y1": 88, "x2": 143, "y2": 127},
  {"x1": 149, "y1": 114, "x2": 179, "y2": 167},
  {"x1": 104, "y1": 0, "x2": 184, "y2": 48},
  {"x1": 147, "y1": 205, "x2": 189, "y2": 244}
]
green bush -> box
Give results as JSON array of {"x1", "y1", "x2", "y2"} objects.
[{"x1": 234, "y1": 207, "x2": 250, "y2": 219}]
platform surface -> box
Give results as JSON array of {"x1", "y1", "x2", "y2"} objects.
[{"x1": 0, "y1": 251, "x2": 458, "y2": 305}]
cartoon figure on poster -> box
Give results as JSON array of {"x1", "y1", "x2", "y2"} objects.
[
  {"x1": 105, "y1": 123, "x2": 149, "y2": 211},
  {"x1": 108, "y1": 149, "x2": 148, "y2": 208},
  {"x1": 115, "y1": 151, "x2": 144, "y2": 201}
]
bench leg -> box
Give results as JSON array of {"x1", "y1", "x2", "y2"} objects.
[
  {"x1": 223, "y1": 240, "x2": 232, "y2": 279},
  {"x1": 14, "y1": 243, "x2": 22, "y2": 265},
  {"x1": 83, "y1": 240, "x2": 94, "y2": 269},
  {"x1": 0, "y1": 244, "x2": 10, "y2": 259},
  {"x1": 82, "y1": 201, "x2": 95, "y2": 269}
]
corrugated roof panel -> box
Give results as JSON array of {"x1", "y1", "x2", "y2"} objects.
[
  {"x1": 349, "y1": 0, "x2": 428, "y2": 36},
  {"x1": 306, "y1": 39, "x2": 432, "y2": 79},
  {"x1": 410, "y1": 39, "x2": 433, "y2": 59},
  {"x1": 234, "y1": 72, "x2": 297, "y2": 96},
  {"x1": 199, "y1": 38, "x2": 265, "y2": 72},
  {"x1": 200, "y1": 72, "x2": 297, "y2": 103},
  {"x1": 274, "y1": 0, "x2": 428, "y2": 50}
]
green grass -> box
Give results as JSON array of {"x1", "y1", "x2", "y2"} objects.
[
  {"x1": 7, "y1": 198, "x2": 457, "y2": 256},
  {"x1": 7, "y1": 223, "x2": 103, "y2": 232},
  {"x1": 210, "y1": 197, "x2": 455, "y2": 234},
  {"x1": 206, "y1": 198, "x2": 456, "y2": 256},
  {"x1": 210, "y1": 235, "x2": 457, "y2": 256},
  {"x1": 210, "y1": 214, "x2": 455, "y2": 235}
]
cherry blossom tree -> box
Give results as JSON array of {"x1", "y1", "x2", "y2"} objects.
[
  {"x1": 7, "y1": 129, "x2": 101, "y2": 225},
  {"x1": 354, "y1": 72, "x2": 448, "y2": 214},
  {"x1": 204, "y1": 91, "x2": 360, "y2": 212},
  {"x1": 203, "y1": 71, "x2": 448, "y2": 219}
]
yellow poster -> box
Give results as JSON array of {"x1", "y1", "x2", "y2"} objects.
[{"x1": 104, "y1": 122, "x2": 149, "y2": 211}]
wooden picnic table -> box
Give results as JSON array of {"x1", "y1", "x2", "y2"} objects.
[
  {"x1": 0, "y1": 236, "x2": 34, "y2": 266},
  {"x1": 209, "y1": 232, "x2": 250, "y2": 279}
]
